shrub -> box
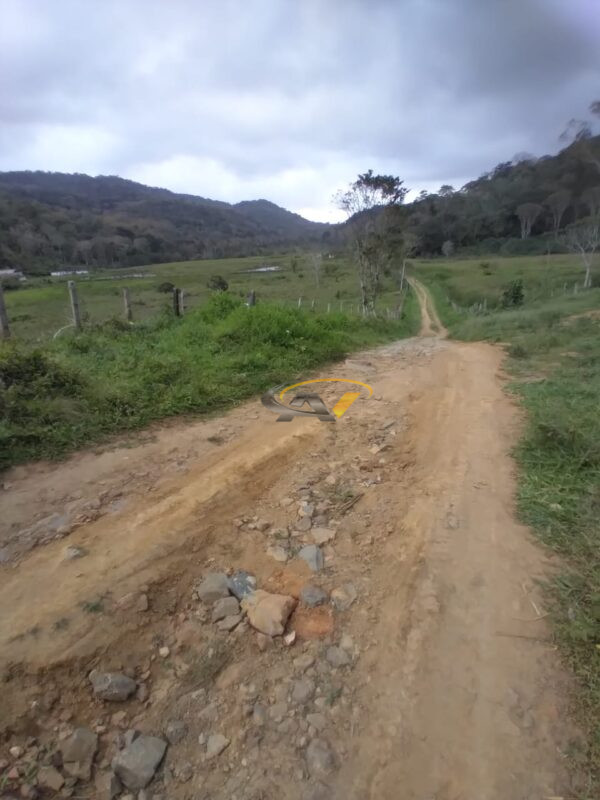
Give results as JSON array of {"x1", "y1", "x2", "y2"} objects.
[
  {"x1": 501, "y1": 279, "x2": 524, "y2": 308},
  {"x1": 157, "y1": 281, "x2": 175, "y2": 293},
  {"x1": 207, "y1": 275, "x2": 228, "y2": 291}
]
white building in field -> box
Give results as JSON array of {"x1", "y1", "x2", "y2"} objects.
[
  {"x1": 50, "y1": 269, "x2": 89, "y2": 277},
  {"x1": 0, "y1": 268, "x2": 26, "y2": 281}
]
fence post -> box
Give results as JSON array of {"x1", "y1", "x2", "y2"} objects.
[
  {"x1": 178, "y1": 289, "x2": 185, "y2": 316},
  {"x1": 297, "y1": 297, "x2": 302, "y2": 309},
  {"x1": 123, "y1": 287, "x2": 132, "y2": 322},
  {"x1": 0, "y1": 284, "x2": 10, "y2": 339},
  {"x1": 68, "y1": 280, "x2": 82, "y2": 330},
  {"x1": 339, "y1": 300, "x2": 343, "y2": 312},
  {"x1": 327, "y1": 303, "x2": 331, "y2": 313},
  {"x1": 247, "y1": 289, "x2": 256, "y2": 306},
  {"x1": 172, "y1": 288, "x2": 181, "y2": 316},
  {"x1": 311, "y1": 299, "x2": 315, "y2": 311}
]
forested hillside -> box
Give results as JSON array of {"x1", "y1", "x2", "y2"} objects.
[
  {"x1": 0, "y1": 172, "x2": 332, "y2": 273},
  {"x1": 1, "y1": 134, "x2": 599, "y2": 273},
  {"x1": 405, "y1": 134, "x2": 600, "y2": 255}
]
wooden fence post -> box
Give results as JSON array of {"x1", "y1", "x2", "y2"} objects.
[
  {"x1": 247, "y1": 290, "x2": 256, "y2": 306},
  {"x1": 123, "y1": 287, "x2": 132, "y2": 322},
  {"x1": 178, "y1": 289, "x2": 185, "y2": 316},
  {"x1": 68, "y1": 280, "x2": 82, "y2": 330},
  {"x1": 327, "y1": 302, "x2": 331, "y2": 313},
  {"x1": 297, "y1": 297, "x2": 302, "y2": 309},
  {"x1": 311, "y1": 299, "x2": 315, "y2": 311},
  {"x1": 0, "y1": 284, "x2": 10, "y2": 339},
  {"x1": 172, "y1": 288, "x2": 181, "y2": 316}
]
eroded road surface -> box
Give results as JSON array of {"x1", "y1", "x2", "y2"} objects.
[{"x1": 0, "y1": 281, "x2": 576, "y2": 799}]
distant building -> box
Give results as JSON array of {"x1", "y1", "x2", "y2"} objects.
[
  {"x1": 0, "y1": 268, "x2": 26, "y2": 281},
  {"x1": 50, "y1": 269, "x2": 89, "y2": 277}
]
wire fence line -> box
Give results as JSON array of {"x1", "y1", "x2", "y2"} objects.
[{"x1": 0, "y1": 280, "x2": 409, "y2": 342}]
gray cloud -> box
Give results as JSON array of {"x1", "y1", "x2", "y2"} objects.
[{"x1": 1, "y1": 0, "x2": 599, "y2": 221}]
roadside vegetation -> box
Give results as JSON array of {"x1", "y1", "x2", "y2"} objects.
[
  {"x1": 419, "y1": 257, "x2": 600, "y2": 795},
  {"x1": 0, "y1": 290, "x2": 418, "y2": 470}
]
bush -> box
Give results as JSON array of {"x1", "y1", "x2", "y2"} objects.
[
  {"x1": 207, "y1": 275, "x2": 228, "y2": 291},
  {"x1": 157, "y1": 281, "x2": 175, "y2": 293},
  {"x1": 501, "y1": 279, "x2": 524, "y2": 308}
]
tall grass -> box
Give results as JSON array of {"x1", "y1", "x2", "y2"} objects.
[{"x1": 0, "y1": 292, "x2": 419, "y2": 470}]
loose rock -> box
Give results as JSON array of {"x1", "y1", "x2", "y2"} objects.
[
  {"x1": 295, "y1": 516, "x2": 312, "y2": 532},
  {"x1": 300, "y1": 584, "x2": 328, "y2": 607},
  {"x1": 311, "y1": 528, "x2": 335, "y2": 545},
  {"x1": 94, "y1": 770, "x2": 122, "y2": 800},
  {"x1": 266, "y1": 544, "x2": 289, "y2": 563},
  {"x1": 196, "y1": 573, "x2": 230, "y2": 603},
  {"x1": 298, "y1": 545, "x2": 324, "y2": 572},
  {"x1": 64, "y1": 545, "x2": 87, "y2": 560},
  {"x1": 61, "y1": 727, "x2": 98, "y2": 780},
  {"x1": 292, "y1": 679, "x2": 315, "y2": 704},
  {"x1": 242, "y1": 589, "x2": 296, "y2": 637},
  {"x1": 89, "y1": 670, "x2": 137, "y2": 702},
  {"x1": 331, "y1": 583, "x2": 357, "y2": 611},
  {"x1": 293, "y1": 654, "x2": 315, "y2": 672},
  {"x1": 112, "y1": 735, "x2": 167, "y2": 790},
  {"x1": 306, "y1": 713, "x2": 327, "y2": 732},
  {"x1": 217, "y1": 613, "x2": 242, "y2": 632},
  {"x1": 37, "y1": 766, "x2": 65, "y2": 792},
  {"x1": 212, "y1": 596, "x2": 240, "y2": 622},
  {"x1": 206, "y1": 734, "x2": 230, "y2": 759},
  {"x1": 227, "y1": 570, "x2": 257, "y2": 600}
]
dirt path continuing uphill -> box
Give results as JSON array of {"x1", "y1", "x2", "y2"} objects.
[
  {"x1": 408, "y1": 276, "x2": 447, "y2": 337},
  {"x1": 0, "y1": 282, "x2": 576, "y2": 799}
]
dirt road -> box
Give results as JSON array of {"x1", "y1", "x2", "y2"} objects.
[{"x1": 0, "y1": 281, "x2": 575, "y2": 799}]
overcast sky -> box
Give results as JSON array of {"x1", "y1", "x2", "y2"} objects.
[{"x1": 1, "y1": 0, "x2": 599, "y2": 222}]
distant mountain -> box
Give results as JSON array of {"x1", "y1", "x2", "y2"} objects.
[{"x1": 0, "y1": 171, "x2": 334, "y2": 273}]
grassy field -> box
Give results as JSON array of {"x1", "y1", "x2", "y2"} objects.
[
  {"x1": 0, "y1": 290, "x2": 419, "y2": 470},
  {"x1": 2, "y1": 252, "x2": 408, "y2": 342},
  {"x1": 420, "y1": 255, "x2": 600, "y2": 797}
]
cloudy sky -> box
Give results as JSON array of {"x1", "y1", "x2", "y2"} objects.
[{"x1": 1, "y1": 0, "x2": 599, "y2": 222}]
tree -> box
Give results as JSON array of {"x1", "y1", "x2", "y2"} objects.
[
  {"x1": 516, "y1": 203, "x2": 542, "y2": 239},
  {"x1": 335, "y1": 170, "x2": 408, "y2": 312},
  {"x1": 438, "y1": 185, "x2": 455, "y2": 198},
  {"x1": 581, "y1": 186, "x2": 600, "y2": 218},
  {"x1": 545, "y1": 190, "x2": 570, "y2": 234},
  {"x1": 441, "y1": 240, "x2": 454, "y2": 257},
  {"x1": 564, "y1": 222, "x2": 600, "y2": 289}
]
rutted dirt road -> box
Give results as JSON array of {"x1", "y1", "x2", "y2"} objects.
[{"x1": 0, "y1": 281, "x2": 576, "y2": 799}]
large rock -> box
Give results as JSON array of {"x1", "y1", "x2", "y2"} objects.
[
  {"x1": 305, "y1": 738, "x2": 336, "y2": 778},
  {"x1": 300, "y1": 584, "x2": 328, "y2": 608},
  {"x1": 61, "y1": 727, "x2": 98, "y2": 780},
  {"x1": 227, "y1": 570, "x2": 257, "y2": 600},
  {"x1": 196, "y1": 573, "x2": 230, "y2": 603},
  {"x1": 242, "y1": 590, "x2": 296, "y2": 637},
  {"x1": 112, "y1": 735, "x2": 167, "y2": 790},
  {"x1": 89, "y1": 670, "x2": 137, "y2": 701},
  {"x1": 37, "y1": 766, "x2": 65, "y2": 792},
  {"x1": 298, "y1": 545, "x2": 324, "y2": 572},
  {"x1": 212, "y1": 596, "x2": 240, "y2": 622}
]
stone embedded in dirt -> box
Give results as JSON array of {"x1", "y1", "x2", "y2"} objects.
[
  {"x1": 158, "y1": 646, "x2": 170, "y2": 658},
  {"x1": 269, "y1": 702, "x2": 288, "y2": 723},
  {"x1": 331, "y1": 582, "x2": 358, "y2": 611},
  {"x1": 284, "y1": 630, "x2": 296, "y2": 646},
  {"x1": 280, "y1": 497, "x2": 294, "y2": 507},
  {"x1": 37, "y1": 765, "x2": 65, "y2": 792},
  {"x1": 311, "y1": 527, "x2": 335, "y2": 545},
  {"x1": 89, "y1": 670, "x2": 137, "y2": 701},
  {"x1": 298, "y1": 545, "x2": 324, "y2": 572},
  {"x1": 94, "y1": 770, "x2": 122, "y2": 800},
  {"x1": 293, "y1": 654, "x2": 315, "y2": 672},
  {"x1": 196, "y1": 572, "x2": 231, "y2": 602},
  {"x1": 300, "y1": 584, "x2": 328, "y2": 608},
  {"x1": 267, "y1": 544, "x2": 289, "y2": 563},
  {"x1": 136, "y1": 593, "x2": 149, "y2": 612},
  {"x1": 298, "y1": 502, "x2": 315, "y2": 518},
  {"x1": 292, "y1": 678, "x2": 315, "y2": 704},
  {"x1": 212, "y1": 596, "x2": 240, "y2": 622},
  {"x1": 61, "y1": 727, "x2": 98, "y2": 780},
  {"x1": 63, "y1": 545, "x2": 87, "y2": 560},
  {"x1": 312, "y1": 514, "x2": 329, "y2": 527},
  {"x1": 256, "y1": 519, "x2": 271, "y2": 531},
  {"x1": 252, "y1": 704, "x2": 268, "y2": 726},
  {"x1": 9, "y1": 746, "x2": 23, "y2": 758},
  {"x1": 306, "y1": 713, "x2": 327, "y2": 733},
  {"x1": 164, "y1": 720, "x2": 187, "y2": 745},
  {"x1": 293, "y1": 606, "x2": 334, "y2": 639},
  {"x1": 242, "y1": 589, "x2": 296, "y2": 637},
  {"x1": 227, "y1": 570, "x2": 257, "y2": 600},
  {"x1": 305, "y1": 738, "x2": 336, "y2": 779},
  {"x1": 295, "y1": 516, "x2": 312, "y2": 532},
  {"x1": 112, "y1": 735, "x2": 167, "y2": 790},
  {"x1": 206, "y1": 733, "x2": 230, "y2": 759},
  {"x1": 326, "y1": 646, "x2": 351, "y2": 668},
  {"x1": 174, "y1": 761, "x2": 194, "y2": 782},
  {"x1": 217, "y1": 614, "x2": 242, "y2": 632},
  {"x1": 340, "y1": 633, "x2": 355, "y2": 653},
  {"x1": 256, "y1": 632, "x2": 273, "y2": 651},
  {"x1": 136, "y1": 683, "x2": 149, "y2": 703}
]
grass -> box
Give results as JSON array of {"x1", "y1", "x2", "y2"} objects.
[
  {"x1": 420, "y1": 257, "x2": 600, "y2": 797},
  {"x1": 0, "y1": 290, "x2": 419, "y2": 470}
]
